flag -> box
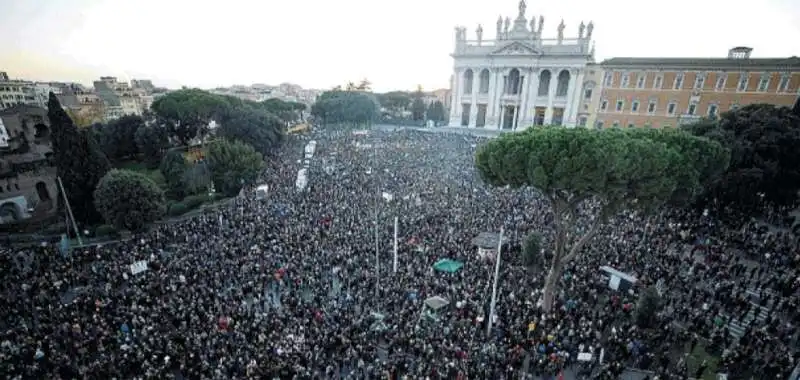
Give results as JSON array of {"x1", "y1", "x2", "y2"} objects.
[{"x1": 58, "y1": 234, "x2": 70, "y2": 258}]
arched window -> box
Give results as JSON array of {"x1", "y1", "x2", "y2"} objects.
[
  {"x1": 507, "y1": 69, "x2": 521, "y2": 95},
  {"x1": 556, "y1": 70, "x2": 571, "y2": 97},
  {"x1": 537, "y1": 70, "x2": 551, "y2": 96},
  {"x1": 462, "y1": 69, "x2": 474, "y2": 94},
  {"x1": 478, "y1": 69, "x2": 490, "y2": 94}
]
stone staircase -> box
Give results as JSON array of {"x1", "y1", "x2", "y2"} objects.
[{"x1": 726, "y1": 287, "x2": 777, "y2": 340}]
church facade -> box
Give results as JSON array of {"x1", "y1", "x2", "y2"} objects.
[{"x1": 448, "y1": 1, "x2": 595, "y2": 130}]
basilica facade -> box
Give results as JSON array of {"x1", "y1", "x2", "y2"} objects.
[{"x1": 448, "y1": 1, "x2": 595, "y2": 129}]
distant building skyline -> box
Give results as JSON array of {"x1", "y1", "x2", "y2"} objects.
[{"x1": 1, "y1": 0, "x2": 798, "y2": 93}]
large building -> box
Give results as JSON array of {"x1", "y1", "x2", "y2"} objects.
[
  {"x1": 0, "y1": 105, "x2": 58, "y2": 223},
  {"x1": 448, "y1": 1, "x2": 595, "y2": 129},
  {"x1": 590, "y1": 47, "x2": 800, "y2": 129}
]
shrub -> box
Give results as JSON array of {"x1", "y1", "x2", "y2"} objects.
[
  {"x1": 636, "y1": 286, "x2": 662, "y2": 328},
  {"x1": 522, "y1": 233, "x2": 544, "y2": 267},
  {"x1": 95, "y1": 224, "x2": 117, "y2": 237},
  {"x1": 168, "y1": 202, "x2": 189, "y2": 216},
  {"x1": 94, "y1": 169, "x2": 167, "y2": 231}
]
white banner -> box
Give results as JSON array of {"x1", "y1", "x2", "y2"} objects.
[{"x1": 129, "y1": 260, "x2": 149, "y2": 275}]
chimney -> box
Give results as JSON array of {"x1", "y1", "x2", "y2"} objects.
[{"x1": 728, "y1": 47, "x2": 753, "y2": 59}]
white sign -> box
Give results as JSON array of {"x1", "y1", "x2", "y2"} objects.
[
  {"x1": 129, "y1": 260, "x2": 149, "y2": 275},
  {"x1": 381, "y1": 192, "x2": 393, "y2": 202},
  {"x1": 477, "y1": 247, "x2": 496, "y2": 260},
  {"x1": 609, "y1": 275, "x2": 621, "y2": 291},
  {"x1": 577, "y1": 352, "x2": 593, "y2": 362}
]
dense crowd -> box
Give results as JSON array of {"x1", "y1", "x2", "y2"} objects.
[{"x1": 1, "y1": 128, "x2": 799, "y2": 380}]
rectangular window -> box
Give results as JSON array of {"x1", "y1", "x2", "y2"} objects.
[
  {"x1": 600, "y1": 99, "x2": 608, "y2": 111},
  {"x1": 708, "y1": 104, "x2": 718, "y2": 118},
  {"x1": 584, "y1": 88, "x2": 593, "y2": 99},
  {"x1": 687, "y1": 102, "x2": 697, "y2": 115},
  {"x1": 667, "y1": 102, "x2": 677, "y2": 115},
  {"x1": 621, "y1": 73, "x2": 630, "y2": 88},
  {"x1": 715, "y1": 73, "x2": 727, "y2": 91},
  {"x1": 578, "y1": 117, "x2": 588, "y2": 127},
  {"x1": 604, "y1": 72, "x2": 613, "y2": 87},
  {"x1": 615, "y1": 100, "x2": 624, "y2": 112},
  {"x1": 595, "y1": 121, "x2": 604, "y2": 129},
  {"x1": 654, "y1": 75, "x2": 663, "y2": 89},
  {"x1": 612, "y1": 121, "x2": 620, "y2": 128},
  {"x1": 631, "y1": 101, "x2": 640, "y2": 112},
  {"x1": 694, "y1": 74, "x2": 705, "y2": 89},
  {"x1": 647, "y1": 101, "x2": 657, "y2": 114},
  {"x1": 737, "y1": 72, "x2": 749, "y2": 91},
  {"x1": 757, "y1": 76, "x2": 770, "y2": 92},
  {"x1": 778, "y1": 75, "x2": 791, "y2": 92},
  {"x1": 636, "y1": 75, "x2": 646, "y2": 89},
  {"x1": 673, "y1": 73, "x2": 684, "y2": 90}
]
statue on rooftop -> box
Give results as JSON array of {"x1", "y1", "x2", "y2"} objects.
[
  {"x1": 476, "y1": 24, "x2": 483, "y2": 44},
  {"x1": 518, "y1": 0, "x2": 526, "y2": 18},
  {"x1": 496, "y1": 16, "x2": 503, "y2": 39},
  {"x1": 557, "y1": 19, "x2": 565, "y2": 43},
  {"x1": 504, "y1": 17, "x2": 510, "y2": 35},
  {"x1": 537, "y1": 16, "x2": 544, "y2": 35},
  {"x1": 586, "y1": 21, "x2": 594, "y2": 39},
  {"x1": 579, "y1": 21, "x2": 585, "y2": 39}
]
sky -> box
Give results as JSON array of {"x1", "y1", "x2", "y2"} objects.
[{"x1": 1, "y1": 0, "x2": 799, "y2": 93}]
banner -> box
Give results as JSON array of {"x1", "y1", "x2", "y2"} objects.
[{"x1": 129, "y1": 260, "x2": 149, "y2": 275}]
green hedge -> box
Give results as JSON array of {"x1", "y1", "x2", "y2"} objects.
[
  {"x1": 182, "y1": 194, "x2": 210, "y2": 209},
  {"x1": 168, "y1": 202, "x2": 190, "y2": 216},
  {"x1": 95, "y1": 224, "x2": 118, "y2": 237}
]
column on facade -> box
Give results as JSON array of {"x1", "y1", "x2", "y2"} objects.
[
  {"x1": 520, "y1": 68, "x2": 539, "y2": 128},
  {"x1": 543, "y1": 68, "x2": 559, "y2": 125},
  {"x1": 489, "y1": 68, "x2": 504, "y2": 128},
  {"x1": 468, "y1": 68, "x2": 480, "y2": 127},
  {"x1": 562, "y1": 69, "x2": 581, "y2": 127},
  {"x1": 515, "y1": 69, "x2": 531, "y2": 129},
  {"x1": 486, "y1": 68, "x2": 499, "y2": 128},
  {"x1": 449, "y1": 68, "x2": 462, "y2": 125}
]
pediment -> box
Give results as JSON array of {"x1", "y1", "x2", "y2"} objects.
[{"x1": 491, "y1": 42, "x2": 537, "y2": 56}]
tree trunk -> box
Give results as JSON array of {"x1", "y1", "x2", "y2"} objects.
[{"x1": 541, "y1": 264, "x2": 560, "y2": 311}]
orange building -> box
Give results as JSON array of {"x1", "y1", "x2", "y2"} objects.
[{"x1": 592, "y1": 47, "x2": 800, "y2": 129}]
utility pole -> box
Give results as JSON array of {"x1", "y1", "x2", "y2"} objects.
[
  {"x1": 57, "y1": 176, "x2": 83, "y2": 246},
  {"x1": 487, "y1": 227, "x2": 504, "y2": 338},
  {"x1": 393, "y1": 216, "x2": 399, "y2": 274}
]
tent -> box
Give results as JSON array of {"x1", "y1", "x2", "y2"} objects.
[
  {"x1": 600, "y1": 266, "x2": 638, "y2": 292},
  {"x1": 419, "y1": 296, "x2": 450, "y2": 323},
  {"x1": 433, "y1": 259, "x2": 463, "y2": 273},
  {"x1": 471, "y1": 232, "x2": 507, "y2": 260}
]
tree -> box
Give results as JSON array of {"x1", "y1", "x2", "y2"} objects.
[
  {"x1": 135, "y1": 123, "x2": 170, "y2": 168},
  {"x1": 150, "y1": 89, "x2": 231, "y2": 145},
  {"x1": 182, "y1": 162, "x2": 212, "y2": 195},
  {"x1": 66, "y1": 105, "x2": 104, "y2": 128},
  {"x1": 217, "y1": 107, "x2": 284, "y2": 156},
  {"x1": 94, "y1": 169, "x2": 166, "y2": 231},
  {"x1": 93, "y1": 115, "x2": 144, "y2": 161},
  {"x1": 684, "y1": 104, "x2": 800, "y2": 216},
  {"x1": 522, "y1": 232, "x2": 545, "y2": 268},
  {"x1": 260, "y1": 98, "x2": 306, "y2": 125},
  {"x1": 311, "y1": 90, "x2": 379, "y2": 128},
  {"x1": 475, "y1": 127, "x2": 726, "y2": 311},
  {"x1": 636, "y1": 287, "x2": 662, "y2": 329},
  {"x1": 160, "y1": 150, "x2": 188, "y2": 198},
  {"x1": 206, "y1": 139, "x2": 264, "y2": 196},
  {"x1": 47, "y1": 93, "x2": 110, "y2": 225},
  {"x1": 356, "y1": 78, "x2": 372, "y2": 91},
  {"x1": 377, "y1": 91, "x2": 412, "y2": 117},
  {"x1": 411, "y1": 86, "x2": 426, "y2": 121},
  {"x1": 426, "y1": 101, "x2": 446, "y2": 123}
]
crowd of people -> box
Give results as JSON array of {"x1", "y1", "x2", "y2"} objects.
[{"x1": 1, "y1": 128, "x2": 799, "y2": 379}]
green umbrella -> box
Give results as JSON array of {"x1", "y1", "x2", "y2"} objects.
[{"x1": 433, "y1": 259, "x2": 463, "y2": 273}]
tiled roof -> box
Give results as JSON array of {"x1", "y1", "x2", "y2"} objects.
[{"x1": 599, "y1": 57, "x2": 800, "y2": 70}]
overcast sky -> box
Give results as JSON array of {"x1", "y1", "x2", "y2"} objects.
[{"x1": 1, "y1": 0, "x2": 798, "y2": 92}]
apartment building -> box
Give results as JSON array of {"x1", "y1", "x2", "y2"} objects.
[
  {"x1": 0, "y1": 72, "x2": 40, "y2": 110},
  {"x1": 592, "y1": 47, "x2": 800, "y2": 129}
]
